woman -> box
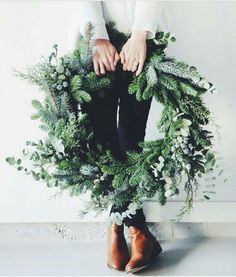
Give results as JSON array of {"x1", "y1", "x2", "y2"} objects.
[{"x1": 67, "y1": 1, "x2": 164, "y2": 273}]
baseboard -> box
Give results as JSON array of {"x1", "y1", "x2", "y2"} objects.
[
  {"x1": 144, "y1": 200, "x2": 236, "y2": 222},
  {"x1": 0, "y1": 222, "x2": 236, "y2": 243}
]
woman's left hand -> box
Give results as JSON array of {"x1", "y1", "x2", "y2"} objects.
[{"x1": 120, "y1": 30, "x2": 147, "y2": 76}]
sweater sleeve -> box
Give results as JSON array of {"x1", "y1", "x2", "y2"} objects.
[
  {"x1": 75, "y1": 1, "x2": 109, "y2": 40},
  {"x1": 66, "y1": 1, "x2": 109, "y2": 53},
  {"x1": 131, "y1": 1, "x2": 164, "y2": 40}
]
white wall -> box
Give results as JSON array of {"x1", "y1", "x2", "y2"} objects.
[{"x1": 0, "y1": 1, "x2": 235, "y2": 223}]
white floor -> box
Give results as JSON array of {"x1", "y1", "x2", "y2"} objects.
[{"x1": 0, "y1": 238, "x2": 236, "y2": 276}]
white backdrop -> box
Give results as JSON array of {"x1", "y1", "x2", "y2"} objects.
[{"x1": 0, "y1": 1, "x2": 235, "y2": 222}]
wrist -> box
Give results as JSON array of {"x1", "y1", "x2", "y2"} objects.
[
  {"x1": 94, "y1": 38, "x2": 110, "y2": 46},
  {"x1": 130, "y1": 30, "x2": 147, "y2": 41},
  {"x1": 94, "y1": 38, "x2": 109, "y2": 43}
]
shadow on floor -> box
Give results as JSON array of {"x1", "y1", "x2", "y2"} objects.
[{"x1": 134, "y1": 237, "x2": 208, "y2": 275}]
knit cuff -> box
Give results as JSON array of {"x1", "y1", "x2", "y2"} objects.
[
  {"x1": 93, "y1": 23, "x2": 109, "y2": 40},
  {"x1": 131, "y1": 20, "x2": 158, "y2": 40}
]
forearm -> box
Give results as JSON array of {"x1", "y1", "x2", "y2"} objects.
[{"x1": 131, "y1": 1, "x2": 164, "y2": 39}]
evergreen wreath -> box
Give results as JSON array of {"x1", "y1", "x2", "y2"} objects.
[{"x1": 6, "y1": 22, "x2": 223, "y2": 224}]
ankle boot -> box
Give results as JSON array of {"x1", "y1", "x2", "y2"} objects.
[
  {"x1": 125, "y1": 224, "x2": 162, "y2": 273},
  {"x1": 107, "y1": 223, "x2": 130, "y2": 271}
]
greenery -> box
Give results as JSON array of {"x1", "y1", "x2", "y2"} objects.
[{"x1": 6, "y1": 22, "x2": 223, "y2": 224}]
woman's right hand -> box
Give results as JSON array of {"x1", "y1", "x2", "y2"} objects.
[{"x1": 93, "y1": 39, "x2": 120, "y2": 76}]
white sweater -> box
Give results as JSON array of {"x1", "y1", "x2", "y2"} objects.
[{"x1": 67, "y1": 0, "x2": 167, "y2": 52}]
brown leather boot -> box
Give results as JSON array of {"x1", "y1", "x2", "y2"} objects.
[
  {"x1": 107, "y1": 223, "x2": 130, "y2": 271},
  {"x1": 125, "y1": 225, "x2": 162, "y2": 273}
]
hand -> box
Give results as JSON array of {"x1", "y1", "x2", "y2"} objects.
[
  {"x1": 120, "y1": 31, "x2": 147, "y2": 76},
  {"x1": 93, "y1": 39, "x2": 120, "y2": 76}
]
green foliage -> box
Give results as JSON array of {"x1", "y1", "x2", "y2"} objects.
[
  {"x1": 153, "y1": 31, "x2": 176, "y2": 46},
  {"x1": 82, "y1": 72, "x2": 113, "y2": 94},
  {"x1": 146, "y1": 64, "x2": 158, "y2": 86},
  {"x1": 179, "y1": 82, "x2": 198, "y2": 97},
  {"x1": 6, "y1": 21, "x2": 222, "y2": 225},
  {"x1": 77, "y1": 22, "x2": 95, "y2": 69},
  {"x1": 159, "y1": 74, "x2": 178, "y2": 91},
  {"x1": 73, "y1": 90, "x2": 92, "y2": 103},
  {"x1": 71, "y1": 75, "x2": 82, "y2": 92}
]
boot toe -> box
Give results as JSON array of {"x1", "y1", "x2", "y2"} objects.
[
  {"x1": 125, "y1": 257, "x2": 150, "y2": 273},
  {"x1": 107, "y1": 255, "x2": 130, "y2": 271},
  {"x1": 107, "y1": 261, "x2": 126, "y2": 271}
]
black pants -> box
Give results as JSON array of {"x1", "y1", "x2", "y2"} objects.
[{"x1": 80, "y1": 67, "x2": 152, "y2": 228}]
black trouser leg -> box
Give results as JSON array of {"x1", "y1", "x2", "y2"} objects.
[
  {"x1": 80, "y1": 80, "x2": 124, "y2": 161},
  {"x1": 109, "y1": 71, "x2": 153, "y2": 228},
  {"x1": 80, "y1": 70, "x2": 152, "y2": 228}
]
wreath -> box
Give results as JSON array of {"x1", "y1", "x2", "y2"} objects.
[{"x1": 6, "y1": 22, "x2": 222, "y2": 224}]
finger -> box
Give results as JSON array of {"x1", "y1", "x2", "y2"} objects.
[
  {"x1": 131, "y1": 60, "x2": 139, "y2": 72},
  {"x1": 93, "y1": 57, "x2": 100, "y2": 76},
  {"x1": 123, "y1": 61, "x2": 127, "y2": 71},
  {"x1": 102, "y1": 57, "x2": 111, "y2": 71},
  {"x1": 122, "y1": 52, "x2": 128, "y2": 70},
  {"x1": 127, "y1": 57, "x2": 136, "y2": 71},
  {"x1": 124, "y1": 51, "x2": 134, "y2": 71},
  {"x1": 114, "y1": 52, "x2": 120, "y2": 66},
  {"x1": 123, "y1": 59, "x2": 130, "y2": 71},
  {"x1": 108, "y1": 55, "x2": 115, "y2": 71},
  {"x1": 120, "y1": 50, "x2": 125, "y2": 64},
  {"x1": 99, "y1": 61, "x2": 106, "y2": 75},
  {"x1": 136, "y1": 57, "x2": 145, "y2": 76}
]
